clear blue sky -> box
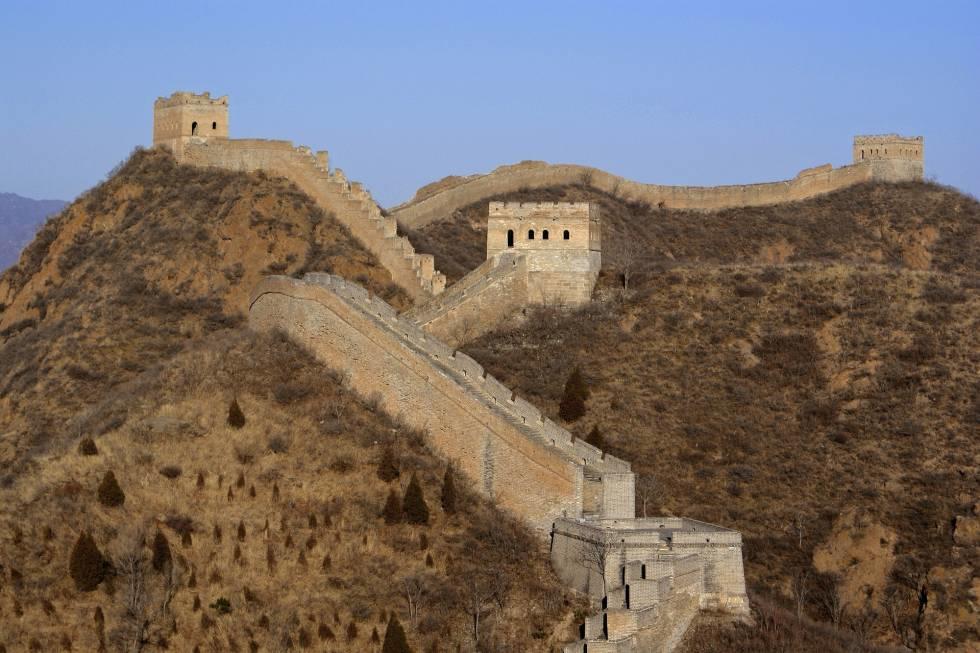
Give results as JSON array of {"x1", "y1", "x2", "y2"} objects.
[{"x1": 1, "y1": 0, "x2": 977, "y2": 205}]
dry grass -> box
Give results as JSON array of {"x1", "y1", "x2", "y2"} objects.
[
  {"x1": 0, "y1": 331, "x2": 579, "y2": 651},
  {"x1": 0, "y1": 148, "x2": 410, "y2": 482},
  {"x1": 412, "y1": 181, "x2": 980, "y2": 651}
]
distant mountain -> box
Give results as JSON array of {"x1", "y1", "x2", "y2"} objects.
[{"x1": 0, "y1": 192, "x2": 67, "y2": 271}]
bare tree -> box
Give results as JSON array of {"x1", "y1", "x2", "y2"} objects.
[
  {"x1": 791, "y1": 568, "x2": 810, "y2": 622},
  {"x1": 636, "y1": 475, "x2": 658, "y2": 518},
  {"x1": 815, "y1": 573, "x2": 848, "y2": 630},
  {"x1": 791, "y1": 512, "x2": 807, "y2": 550},
  {"x1": 578, "y1": 537, "x2": 614, "y2": 600},
  {"x1": 402, "y1": 574, "x2": 428, "y2": 631},
  {"x1": 616, "y1": 237, "x2": 640, "y2": 293},
  {"x1": 460, "y1": 573, "x2": 497, "y2": 648}
]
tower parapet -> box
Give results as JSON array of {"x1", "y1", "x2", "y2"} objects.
[
  {"x1": 153, "y1": 91, "x2": 229, "y2": 158},
  {"x1": 487, "y1": 201, "x2": 601, "y2": 306},
  {"x1": 853, "y1": 134, "x2": 924, "y2": 181}
]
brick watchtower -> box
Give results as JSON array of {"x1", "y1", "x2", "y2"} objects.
[
  {"x1": 853, "y1": 134, "x2": 924, "y2": 181},
  {"x1": 153, "y1": 91, "x2": 229, "y2": 160}
]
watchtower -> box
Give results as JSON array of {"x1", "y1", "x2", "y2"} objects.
[
  {"x1": 487, "y1": 201, "x2": 601, "y2": 306},
  {"x1": 853, "y1": 134, "x2": 924, "y2": 181},
  {"x1": 153, "y1": 91, "x2": 229, "y2": 160}
]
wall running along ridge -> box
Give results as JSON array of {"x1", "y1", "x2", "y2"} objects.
[
  {"x1": 153, "y1": 91, "x2": 446, "y2": 301},
  {"x1": 402, "y1": 252, "x2": 530, "y2": 347},
  {"x1": 249, "y1": 273, "x2": 748, "y2": 652},
  {"x1": 390, "y1": 146, "x2": 923, "y2": 229},
  {"x1": 248, "y1": 273, "x2": 634, "y2": 533}
]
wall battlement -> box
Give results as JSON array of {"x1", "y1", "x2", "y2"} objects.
[
  {"x1": 152, "y1": 91, "x2": 445, "y2": 300},
  {"x1": 249, "y1": 274, "x2": 632, "y2": 533},
  {"x1": 390, "y1": 135, "x2": 925, "y2": 228}
]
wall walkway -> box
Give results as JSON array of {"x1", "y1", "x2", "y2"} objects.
[
  {"x1": 390, "y1": 159, "x2": 888, "y2": 228},
  {"x1": 179, "y1": 138, "x2": 446, "y2": 300},
  {"x1": 249, "y1": 273, "x2": 633, "y2": 533}
]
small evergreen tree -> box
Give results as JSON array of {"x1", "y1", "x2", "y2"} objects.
[
  {"x1": 558, "y1": 367, "x2": 589, "y2": 422},
  {"x1": 78, "y1": 437, "x2": 98, "y2": 456},
  {"x1": 96, "y1": 470, "x2": 125, "y2": 507},
  {"x1": 227, "y1": 398, "x2": 246, "y2": 429},
  {"x1": 69, "y1": 531, "x2": 106, "y2": 592},
  {"x1": 382, "y1": 489, "x2": 402, "y2": 524},
  {"x1": 585, "y1": 424, "x2": 606, "y2": 450},
  {"x1": 402, "y1": 473, "x2": 429, "y2": 525},
  {"x1": 151, "y1": 531, "x2": 172, "y2": 573},
  {"x1": 346, "y1": 621, "x2": 358, "y2": 641},
  {"x1": 377, "y1": 446, "x2": 400, "y2": 483},
  {"x1": 440, "y1": 466, "x2": 457, "y2": 515},
  {"x1": 381, "y1": 614, "x2": 413, "y2": 653}
]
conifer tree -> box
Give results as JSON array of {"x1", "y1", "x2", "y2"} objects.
[
  {"x1": 69, "y1": 531, "x2": 106, "y2": 592},
  {"x1": 78, "y1": 437, "x2": 98, "y2": 456},
  {"x1": 381, "y1": 613, "x2": 413, "y2": 653},
  {"x1": 227, "y1": 398, "x2": 246, "y2": 429},
  {"x1": 151, "y1": 531, "x2": 172, "y2": 573},
  {"x1": 382, "y1": 489, "x2": 402, "y2": 524},
  {"x1": 377, "y1": 446, "x2": 400, "y2": 483},
  {"x1": 440, "y1": 466, "x2": 457, "y2": 515},
  {"x1": 585, "y1": 424, "x2": 606, "y2": 450},
  {"x1": 97, "y1": 470, "x2": 125, "y2": 507},
  {"x1": 402, "y1": 473, "x2": 429, "y2": 525},
  {"x1": 559, "y1": 367, "x2": 589, "y2": 422}
]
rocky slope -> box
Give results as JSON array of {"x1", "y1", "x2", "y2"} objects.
[
  {"x1": 0, "y1": 148, "x2": 579, "y2": 652},
  {"x1": 410, "y1": 181, "x2": 980, "y2": 651}
]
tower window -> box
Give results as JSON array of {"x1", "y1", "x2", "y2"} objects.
[
  {"x1": 563, "y1": 229, "x2": 570, "y2": 240},
  {"x1": 212, "y1": 121, "x2": 217, "y2": 130},
  {"x1": 861, "y1": 149, "x2": 864, "y2": 159},
  {"x1": 528, "y1": 229, "x2": 535, "y2": 240},
  {"x1": 542, "y1": 229, "x2": 549, "y2": 240},
  {"x1": 507, "y1": 229, "x2": 514, "y2": 248},
  {"x1": 191, "y1": 121, "x2": 198, "y2": 136}
]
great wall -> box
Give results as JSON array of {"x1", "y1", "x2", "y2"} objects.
[
  {"x1": 390, "y1": 138, "x2": 924, "y2": 228},
  {"x1": 154, "y1": 91, "x2": 923, "y2": 652}
]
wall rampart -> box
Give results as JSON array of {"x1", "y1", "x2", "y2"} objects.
[
  {"x1": 391, "y1": 159, "x2": 890, "y2": 228},
  {"x1": 403, "y1": 253, "x2": 530, "y2": 346},
  {"x1": 180, "y1": 138, "x2": 445, "y2": 299},
  {"x1": 249, "y1": 274, "x2": 630, "y2": 532}
]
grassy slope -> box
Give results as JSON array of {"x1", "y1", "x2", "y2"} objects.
[
  {"x1": 411, "y1": 181, "x2": 980, "y2": 651},
  {"x1": 0, "y1": 149, "x2": 578, "y2": 651}
]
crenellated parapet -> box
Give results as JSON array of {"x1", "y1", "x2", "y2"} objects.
[
  {"x1": 390, "y1": 136, "x2": 925, "y2": 228},
  {"x1": 152, "y1": 91, "x2": 446, "y2": 301},
  {"x1": 249, "y1": 273, "x2": 631, "y2": 533}
]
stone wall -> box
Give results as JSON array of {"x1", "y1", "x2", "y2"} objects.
[
  {"x1": 403, "y1": 253, "x2": 529, "y2": 346},
  {"x1": 390, "y1": 147, "x2": 920, "y2": 228},
  {"x1": 248, "y1": 274, "x2": 632, "y2": 533},
  {"x1": 152, "y1": 91, "x2": 446, "y2": 300},
  {"x1": 178, "y1": 138, "x2": 445, "y2": 300}
]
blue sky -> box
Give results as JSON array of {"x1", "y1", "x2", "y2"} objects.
[{"x1": 1, "y1": 0, "x2": 977, "y2": 205}]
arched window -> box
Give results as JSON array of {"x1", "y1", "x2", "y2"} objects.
[
  {"x1": 860, "y1": 149, "x2": 864, "y2": 159},
  {"x1": 527, "y1": 229, "x2": 535, "y2": 240},
  {"x1": 506, "y1": 229, "x2": 514, "y2": 248},
  {"x1": 542, "y1": 229, "x2": 549, "y2": 240},
  {"x1": 212, "y1": 121, "x2": 217, "y2": 130},
  {"x1": 563, "y1": 229, "x2": 570, "y2": 240},
  {"x1": 191, "y1": 121, "x2": 198, "y2": 136}
]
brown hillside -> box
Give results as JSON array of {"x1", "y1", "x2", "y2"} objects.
[
  {"x1": 410, "y1": 182, "x2": 980, "y2": 650},
  {"x1": 403, "y1": 180, "x2": 980, "y2": 284},
  {"x1": 0, "y1": 147, "x2": 410, "y2": 481},
  {"x1": 0, "y1": 148, "x2": 579, "y2": 651},
  {"x1": 0, "y1": 330, "x2": 576, "y2": 651}
]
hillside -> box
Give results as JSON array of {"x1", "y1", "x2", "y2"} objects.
[
  {"x1": 0, "y1": 148, "x2": 578, "y2": 651},
  {"x1": 0, "y1": 192, "x2": 66, "y2": 271},
  {"x1": 409, "y1": 181, "x2": 980, "y2": 651}
]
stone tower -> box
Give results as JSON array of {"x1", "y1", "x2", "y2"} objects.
[
  {"x1": 487, "y1": 201, "x2": 601, "y2": 306},
  {"x1": 853, "y1": 134, "x2": 924, "y2": 181},
  {"x1": 153, "y1": 91, "x2": 229, "y2": 159}
]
